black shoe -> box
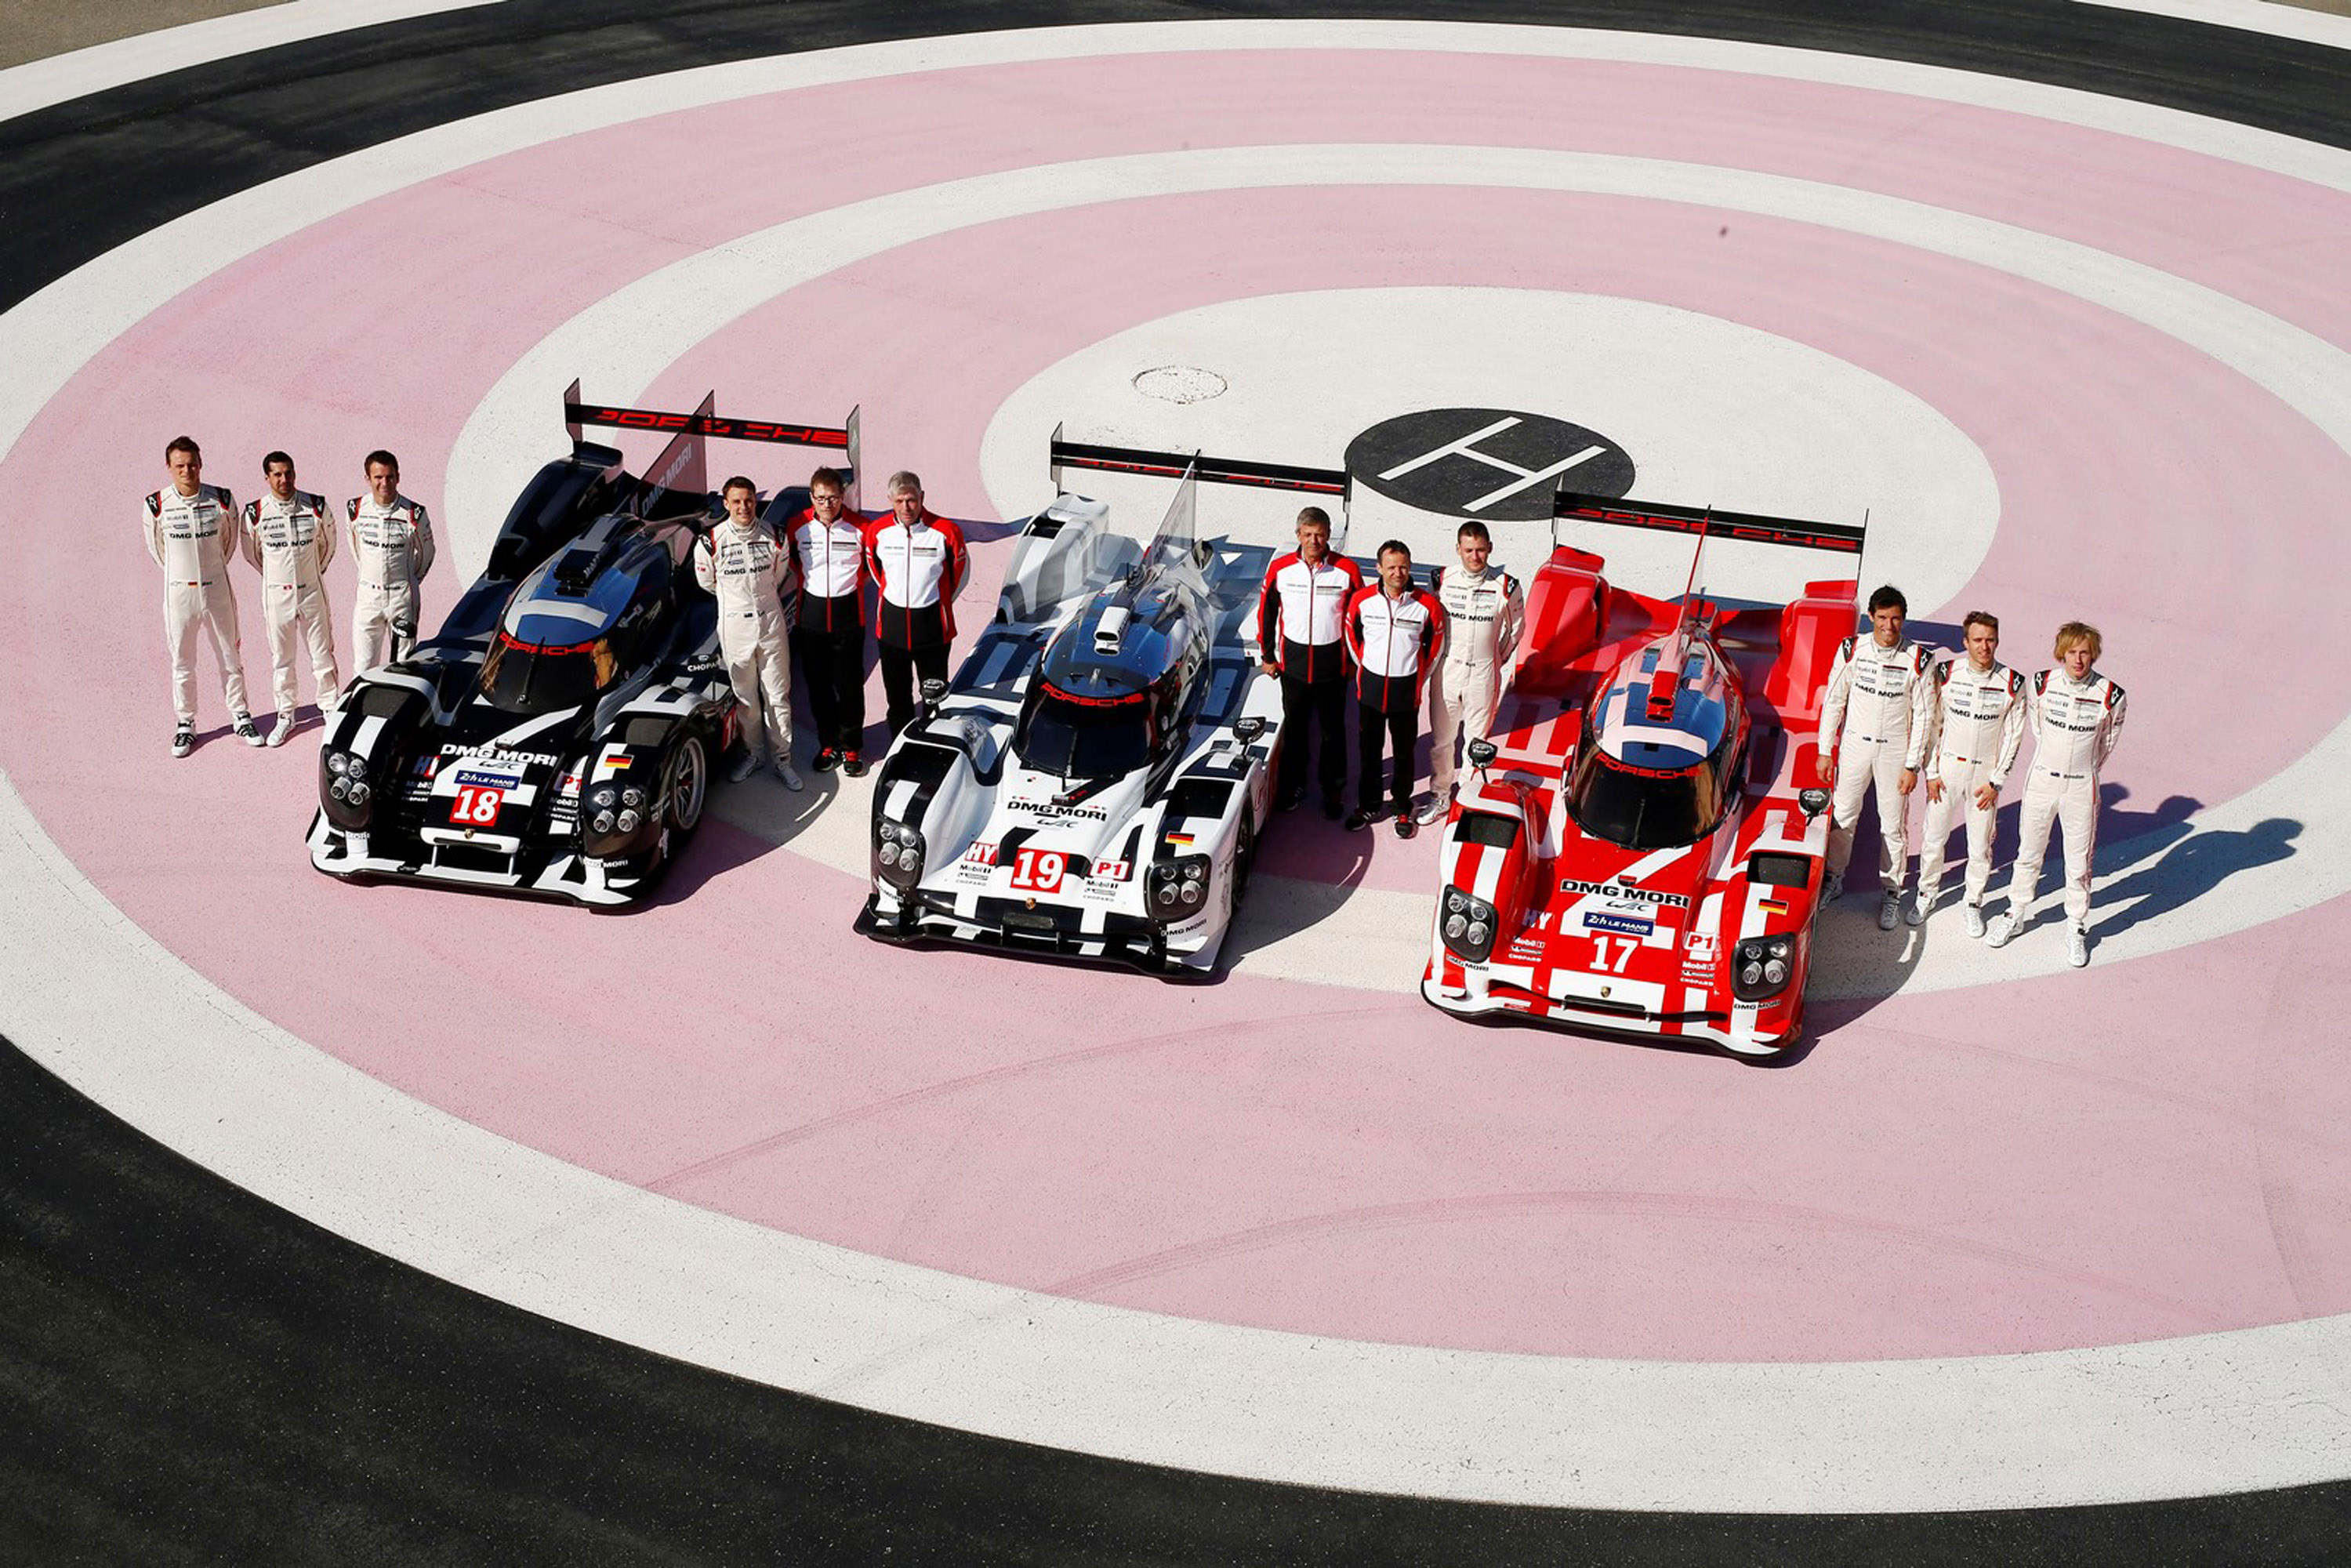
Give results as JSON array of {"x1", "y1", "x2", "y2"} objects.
[
  {"x1": 1344, "y1": 808, "x2": 1374, "y2": 832},
  {"x1": 1321, "y1": 795, "x2": 1344, "y2": 822},
  {"x1": 1276, "y1": 787, "x2": 1304, "y2": 812},
  {"x1": 1393, "y1": 811, "x2": 1417, "y2": 840},
  {"x1": 812, "y1": 747, "x2": 840, "y2": 774},
  {"x1": 840, "y1": 750, "x2": 867, "y2": 778}
]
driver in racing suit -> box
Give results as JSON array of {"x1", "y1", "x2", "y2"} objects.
[
  {"x1": 1423, "y1": 519, "x2": 1524, "y2": 823},
  {"x1": 695, "y1": 476, "x2": 804, "y2": 790},
  {"x1": 1907, "y1": 609, "x2": 2025, "y2": 935},
  {"x1": 241, "y1": 449, "x2": 341, "y2": 745},
  {"x1": 346, "y1": 448, "x2": 435, "y2": 676},
  {"x1": 1987, "y1": 621, "x2": 2126, "y2": 967},
  {"x1": 146, "y1": 435, "x2": 263, "y2": 755},
  {"x1": 1819, "y1": 583, "x2": 1935, "y2": 931}
]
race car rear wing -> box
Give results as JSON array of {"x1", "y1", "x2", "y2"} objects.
[
  {"x1": 1551, "y1": 491, "x2": 1867, "y2": 557},
  {"x1": 563, "y1": 379, "x2": 864, "y2": 511},
  {"x1": 1049, "y1": 426, "x2": 1353, "y2": 547}
]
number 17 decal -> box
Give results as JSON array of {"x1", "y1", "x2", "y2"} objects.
[{"x1": 1588, "y1": 934, "x2": 1638, "y2": 973}]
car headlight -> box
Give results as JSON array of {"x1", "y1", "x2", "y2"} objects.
[
  {"x1": 325, "y1": 751, "x2": 350, "y2": 776},
  {"x1": 1732, "y1": 935, "x2": 1797, "y2": 1001},
  {"x1": 321, "y1": 749, "x2": 374, "y2": 828},
  {"x1": 1442, "y1": 889, "x2": 1499, "y2": 963},
  {"x1": 590, "y1": 785, "x2": 619, "y2": 811},
  {"x1": 616, "y1": 809, "x2": 640, "y2": 834},
  {"x1": 346, "y1": 782, "x2": 370, "y2": 805},
  {"x1": 622, "y1": 786, "x2": 645, "y2": 810},
  {"x1": 591, "y1": 810, "x2": 615, "y2": 835},
  {"x1": 875, "y1": 820, "x2": 924, "y2": 887},
  {"x1": 1148, "y1": 855, "x2": 1212, "y2": 920}
]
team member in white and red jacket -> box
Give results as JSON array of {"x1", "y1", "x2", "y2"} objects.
[
  {"x1": 785, "y1": 466, "x2": 870, "y2": 775},
  {"x1": 1819, "y1": 583, "x2": 1936, "y2": 930},
  {"x1": 1256, "y1": 506, "x2": 1365, "y2": 818},
  {"x1": 1424, "y1": 519, "x2": 1524, "y2": 823},
  {"x1": 862, "y1": 470, "x2": 968, "y2": 737},
  {"x1": 694, "y1": 477, "x2": 802, "y2": 790},
  {"x1": 145, "y1": 435, "x2": 262, "y2": 756},
  {"x1": 346, "y1": 449, "x2": 434, "y2": 675},
  {"x1": 1988, "y1": 621, "x2": 2127, "y2": 967},
  {"x1": 241, "y1": 450, "x2": 341, "y2": 746},
  {"x1": 1342, "y1": 542, "x2": 1446, "y2": 839},
  {"x1": 1908, "y1": 609, "x2": 2026, "y2": 934}
]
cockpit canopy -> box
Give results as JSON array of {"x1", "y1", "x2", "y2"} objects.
[
  {"x1": 1564, "y1": 634, "x2": 1746, "y2": 849},
  {"x1": 1012, "y1": 577, "x2": 1204, "y2": 779},
  {"x1": 478, "y1": 517, "x2": 686, "y2": 715}
]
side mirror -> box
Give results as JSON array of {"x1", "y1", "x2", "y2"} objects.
[
  {"x1": 1467, "y1": 739, "x2": 1498, "y2": 771},
  {"x1": 1798, "y1": 787, "x2": 1830, "y2": 819},
  {"x1": 1234, "y1": 717, "x2": 1265, "y2": 744},
  {"x1": 920, "y1": 677, "x2": 949, "y2": 717}
]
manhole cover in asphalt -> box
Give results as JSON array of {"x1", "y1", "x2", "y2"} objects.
[{"x1": 1132, "y1": 365, "x2": 1229, "y2": 405}]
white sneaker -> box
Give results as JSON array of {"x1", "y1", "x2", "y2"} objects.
[
  {"x1": 1986, "y1": 913, "x2": 2019, "y2": 949},
  {"x1": 1417, "y1": 790, "x2": 1451, "y2": 826},
  {"x1": 774, "y1": 757, "x2": 804, "y2": 791},
  {"x1": 171, "y1": 721, "x2": 194, "y2": 758},
  {"x1": 1903, "y1": 891, "x2": 1929, "y2": 927},
  {"x1": 267, "y1": 713, "x2": 296, "y2": 748},
  {"x1": 1963, "y1": 904, "x2": 1986, "y2": 939},
  {"x1": 1822, "y1": 871, "x2": 1845, "y2": 902},
  {"x1": 232, "y1": 713, "x2": 265, "y2": 747},
  {"x1": 2067, "y1": 927, "x2": 2089, "y2": 967},
  {"x1": 727, "y1": 750, "x2": 762, "y2": 783},
  {"x1": 1877, "y1": 892, "x2": 1900, "y2": 931}
]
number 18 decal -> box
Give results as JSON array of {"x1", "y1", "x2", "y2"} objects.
[
  {"x1": 452, "y1": 784, "x2": 505, "y2": 826},
  {"x1": 1009, "y1": 847, "x2": 1067, "y2": 893}
]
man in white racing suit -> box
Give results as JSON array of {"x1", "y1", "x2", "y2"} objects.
[
  {"x1": 1423, "y1": 519, "x2": 1524, "y2": 823},
  {"x1": 241, "y1": 449, "x2": 340, "y2": 745},
  {"x1": 694, "y1": 476, "x2": 803, "y2": 789},
  {"x1": 1988, "y1": 621, "x2": 2127, "y2": 967},
  {"x1": 1908, "y1": 609, "x2": 2026, "y2": 935},
  {"x1": 346, "y1": 448, "x2": 435, "y2": 676},
  {"x1": 1819, "y1": 583, "x2": 1936, "y2": 930},
  {"x1": 145, "y1": 435, "x2": 262, "y2": 755}
]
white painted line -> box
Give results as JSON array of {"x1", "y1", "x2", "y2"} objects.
[
  {"x1": 0, "y1": 0, "x2": 506, "y2": 125},
  {"x1": 2074, "y1": 0, "x2": 2351, "y2": 50},
  {"x1": 7, "y1": 20, "x2": 2351, "y2": 1511}
]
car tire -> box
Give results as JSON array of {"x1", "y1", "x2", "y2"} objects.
[{"x1": 665, "y1": 729, "x2": 709, "y2": 834}]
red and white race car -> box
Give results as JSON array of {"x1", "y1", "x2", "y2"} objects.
[{"x1": 1420, "y1": 492, "x2": 1866, "y2": 1058}]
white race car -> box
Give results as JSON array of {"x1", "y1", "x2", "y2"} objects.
[{"x1": 854, "y1": 435, "x2": 1347, "y2": 975}]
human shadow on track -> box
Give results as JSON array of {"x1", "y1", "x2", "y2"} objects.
[{"x1": 2088, "y1": 815, "x2": 2302, "y2": 943}]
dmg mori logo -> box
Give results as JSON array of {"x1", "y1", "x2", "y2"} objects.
[{"x1": 1344, "y1": 408, "x2": 1634, "y2": 521}]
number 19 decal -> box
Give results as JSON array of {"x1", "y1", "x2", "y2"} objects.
[
  {"x1": 452, "y1": 784, "x2": 505, "y2": 826},
  {"x1": 1009, "y1": 847, "x2": 1068, "y2": 893}
]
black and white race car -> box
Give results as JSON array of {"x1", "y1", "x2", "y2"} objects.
[
  {"x1": 307, "y1": 386, "x2": 859, "y2": 906},
  {"x1": 854, "y1": 435, "x2": 1345, "y2": 974}
]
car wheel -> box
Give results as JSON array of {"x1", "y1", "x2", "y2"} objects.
[
  {"x1": 1232, "y1": 814, "x2": 1256, "y2": 902},
  {"x1": 665, "y1": 730, "x2": 709, "y2": 833}
]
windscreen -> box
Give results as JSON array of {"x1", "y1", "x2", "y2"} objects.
[
  {"x1": 1566, "y1": 742, "x2": 1729, "y2": 850},
  {"x1": 480, "y1": 633, "x2": 614, "y2": 716},
  {"x1": 1014, "y1": 684, "x2": 1151, "y2": 779}
]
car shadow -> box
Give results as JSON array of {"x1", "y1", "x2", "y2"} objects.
[{"x1": 629, "y1": 740, "x2": 847, "y2": 911}]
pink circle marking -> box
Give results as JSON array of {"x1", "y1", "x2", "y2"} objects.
[{"x1": 5, "y1": 48, "x2": 2349, "y2": 1362}]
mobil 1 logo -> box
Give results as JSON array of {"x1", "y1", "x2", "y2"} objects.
[{"x1": 1344, "y1": 408, "x2": 1635, "y2": 521}]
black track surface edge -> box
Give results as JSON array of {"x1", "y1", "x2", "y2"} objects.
[
  {"x1": 8, "y1": 1, "x2": 2351, "y2": 1559},
  {"x1": 5, "y1": 1037, "x2": 2351, "y2": 1564},
  {"x1": 2, "y1": 0, "x2": 2349, "y2": 316}
]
